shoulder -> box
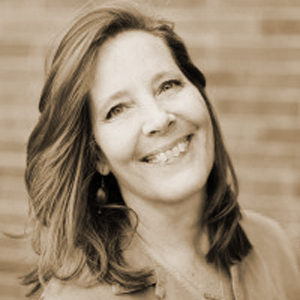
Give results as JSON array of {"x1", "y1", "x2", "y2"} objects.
[
  {"x1": 240, "y1": 209, "x2": 300, "y2": 289},
  {"x1": 41, "y1": 280, "x2": 115, "y2": 300},
  {"x1": 240, "y1": 209, "x2": 295, "y2": 256},
  {"x1": 230, "y1": 210, "x2": 300, "y2": 299},
  {"x1": 240, "y1": 209, "x2": 287, "y2": 242}
]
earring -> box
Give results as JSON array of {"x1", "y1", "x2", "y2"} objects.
[{"x1": 96, "y1": 176, "x2": 107, "y2": 213}]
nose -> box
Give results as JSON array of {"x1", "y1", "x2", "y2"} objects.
[{"x1": 142, "y1": 104, "x2": 176, "y2": 136}]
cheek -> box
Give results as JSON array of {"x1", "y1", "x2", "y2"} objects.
[
  {"x1": 94, "y1": 124, "x2": 136, "y2": 166},
  {"x1": 176, "y1": 86, "x2": 208, "y2": 121},
  {"x1": 183, "y1": 99, "x2": 211, "y2": 131},
  {"x1": 192, "y1": 100, "x2": 215, "y2": 167},
  {"x1": 205, "y1": 117, "x2": 215, "y2": 177},
  {"x1": 207, "y1": 120, "x2": 215, "y2": 164}
]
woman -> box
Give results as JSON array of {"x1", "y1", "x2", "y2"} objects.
[{"x1": 23, "y1": 3, "x2": 299, "y2": 300}]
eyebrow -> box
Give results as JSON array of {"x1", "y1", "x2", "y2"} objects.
[
  {"x1": 152, "y1": 70, "x2": 181, "y2": 86},
  {"x1": 93, "y1": 90, "x2": 130, "y2": 118},
  {"x1": 102, "y1": 70, "x2": 181, "y2": 104},
  {"x1": 105, "y1": 90, "x2": 130, "y2": 103}
]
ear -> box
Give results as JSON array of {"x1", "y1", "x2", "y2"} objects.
[
  {"x1": 92, "y1": 139, "x2": 110, "y2": 175},
  {"x1": 96, "y1": 158, "x2": 110, "y2": 176}
]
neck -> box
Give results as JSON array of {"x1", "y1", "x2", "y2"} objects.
[{"x1": 126, "y1": 191, "x2": 208, "y2": 264}]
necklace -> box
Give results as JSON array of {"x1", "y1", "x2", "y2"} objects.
[{"x1": 136, "y1": 234, "x2": 227, "y2": 300}]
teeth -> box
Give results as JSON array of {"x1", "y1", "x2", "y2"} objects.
[
  {"x1": 172, "y1": 146, "x2": 180, "y2": 157},
  {"x1": 146, "y1": 136, "x2": 190, "y2": 164},
  {"x1": 178, "y1": 140, "x2": 187, "y2": 152},
  {"x1": 156, "y1": 152, "x2": 167, "y2": 163},
  {"x1": 166, "y1": 150, "x2": 173, "y2": 160}
]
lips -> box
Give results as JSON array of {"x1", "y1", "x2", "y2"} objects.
[{"x1": 142, "y1": 135, "x2": 193, "y2": 164}]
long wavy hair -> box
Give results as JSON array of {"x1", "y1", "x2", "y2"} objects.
[{"x1": 23, "y1": 3, "x2": 252, "y2": 296}]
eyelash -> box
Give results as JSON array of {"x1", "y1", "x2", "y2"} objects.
[
  {"x1": 106, "y1": 103, "x2": 127, "y2": 120},
  {"x1": 159, "y1": 79, "x2": 182, "y2": 94},
  {"x1": 105, "y1": 80, "x2": 182, "y2": 120}
]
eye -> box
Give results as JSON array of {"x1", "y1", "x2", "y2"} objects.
[
  {"x1": 106, "y1": 103, "x2": 127, "y2": 120},
  {"x1": 159, "y1": 79, "x2": 182, "y2": 94}
]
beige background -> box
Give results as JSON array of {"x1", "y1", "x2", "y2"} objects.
[{"x1": 0, "y1": 0, "x2": 299, "y2": 299}]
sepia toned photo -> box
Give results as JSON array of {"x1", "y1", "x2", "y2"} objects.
[{"x1": 0, "y1": 0, "x2": 299, "y2": 299}]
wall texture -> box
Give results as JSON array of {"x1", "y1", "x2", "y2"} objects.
[{"x1": 0, "y1": 0, "x2": 299, "y2": 299}]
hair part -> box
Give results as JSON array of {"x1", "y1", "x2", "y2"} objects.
[{"x1": 23, "y1": 3, "x2": 252, "y2": 296}]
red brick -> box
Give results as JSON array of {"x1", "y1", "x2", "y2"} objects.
[
  {"x1": 242, "y1": 180, "x2": 286, "y2": 196},
  {"x1": 189, "y1": 47, "x2": 300, "y2": 62},
  {"x1": 0, "y1": 42, "x2": 30, "y2": 57},
  {"x1": 259, "y1": 128, "x2": 300, "y2": 143},
  {"x1": 232, "y1": 151, "x2": 298, "y2": 169},
  {"x1": 207, "y1": 72, "x2": 300, "y2": 88},
  {"x1": 227, "y1": 0, "x2": 300, "y2": 6},
  {"x1": 0, "y1": 141, "x2": 26, "y2": 153},
  {"x1": 215, "y1": 98, "x2": 298, "y2": 117},
  {"x1": 261, "y1": 20, "x2": 300, "y2": 35}
]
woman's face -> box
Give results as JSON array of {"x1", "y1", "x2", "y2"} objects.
[{"x1": 91, "y1": 30, "x2": 214, "y2": 206}]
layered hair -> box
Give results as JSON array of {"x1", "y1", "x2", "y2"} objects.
[{"x1": 23, "y1": 3, "x2": 252, "y2": 295}]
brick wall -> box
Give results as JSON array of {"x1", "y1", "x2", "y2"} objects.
[{"x1": 0, "y1": 0, "x2": 299, "y2": 299}]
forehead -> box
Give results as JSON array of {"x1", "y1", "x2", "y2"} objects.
[
  {"x1": 97, "y1": 29, "x2": 174, "y2": 66},
  {"x1": 91, "y1": 30, "x2": 179, "y2": 98}
]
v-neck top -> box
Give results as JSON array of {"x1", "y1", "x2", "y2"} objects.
[{"x1": 41, "y1": 210, "x2": 300, "y2": 300}]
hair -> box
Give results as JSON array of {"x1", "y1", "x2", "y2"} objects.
[{"x1": 23, "y1": 3, "x2": 252, "y2": 296}]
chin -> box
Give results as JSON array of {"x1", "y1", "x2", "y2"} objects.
[{"x1": 150, "y1": 175, "x2": 208, "y2": 204}]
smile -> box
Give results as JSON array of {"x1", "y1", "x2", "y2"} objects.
[{"x1": 142, "y1": 135, "x2": 193, "y2": 164}]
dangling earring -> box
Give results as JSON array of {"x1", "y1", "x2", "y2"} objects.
[{"x1": 96, "y1": 176, "x2": 107, "y2": 213}]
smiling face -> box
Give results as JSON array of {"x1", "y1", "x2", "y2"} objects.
[{"x1": 91, "y1": 30, "x2": 214, "y2": 206}]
